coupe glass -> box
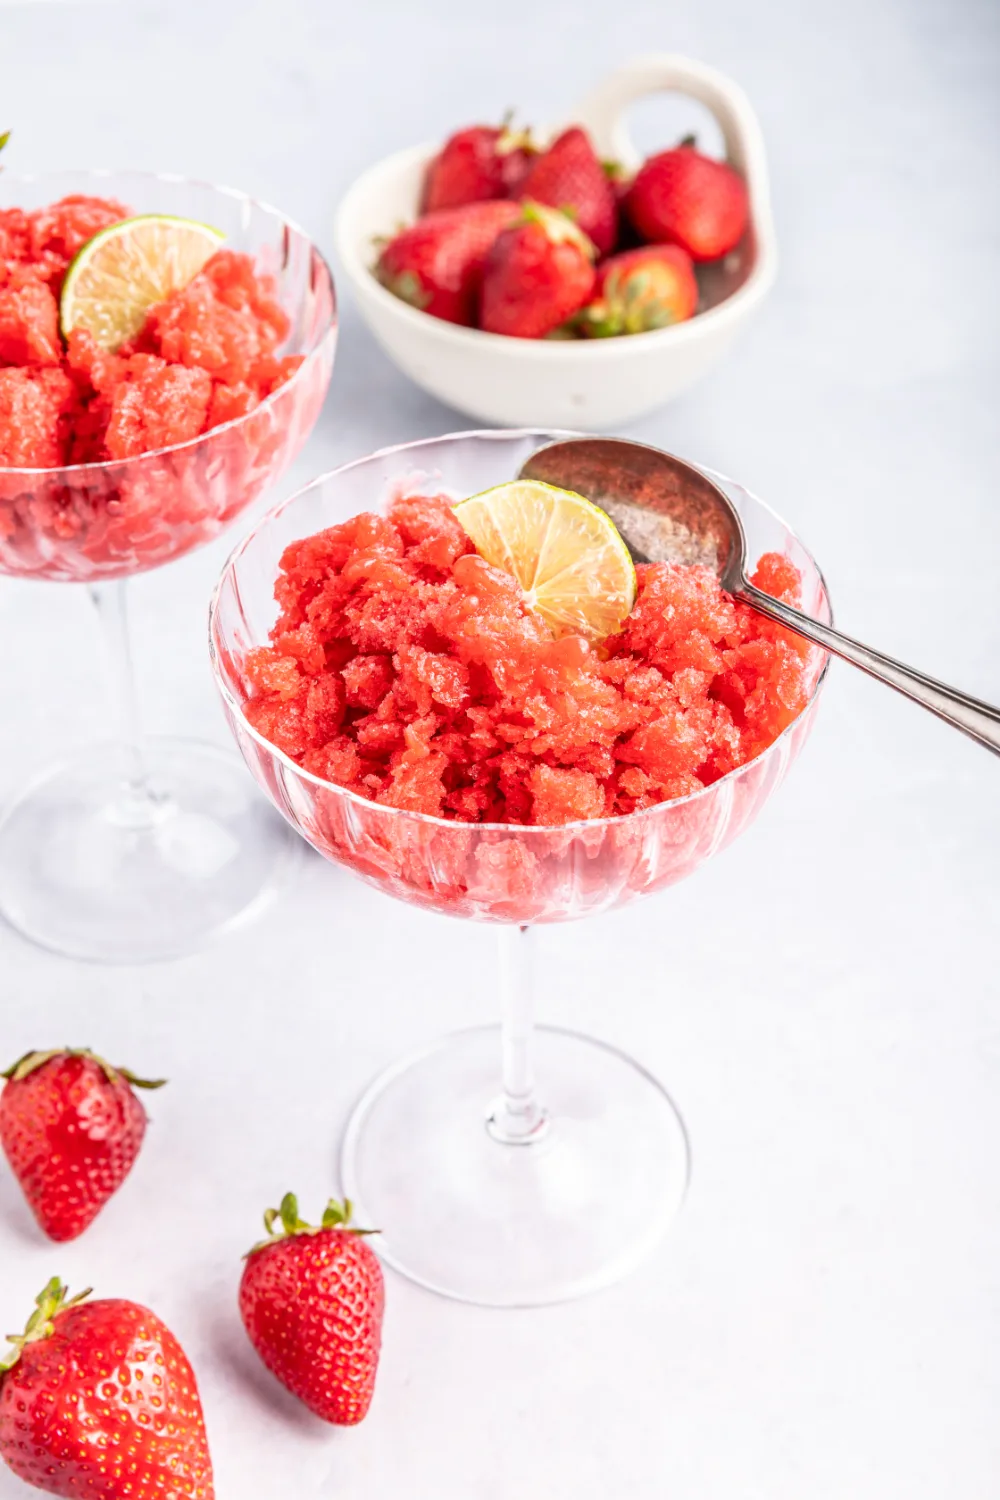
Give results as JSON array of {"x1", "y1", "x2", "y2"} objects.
[
  {"x1": 209, "y1": 430, "x2": 830, "y2": 1305},
  {"x1": 0, "y1": 171, "x2": 336, "y2": 962}
]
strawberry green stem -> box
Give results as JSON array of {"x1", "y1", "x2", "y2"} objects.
[
  {"x1": 497, "y1": 120, "x2": 534, "y2": 156},
  {"x1": 1, "y1": 1048, "x2": 167, "y2": 1090},
  {"x1": 0, "y1": 1279, "x2": 91, "y2": 1375},
  {"x1": 518, "y1": 200, "x2": 597, "y2": 259},
  {"x1": 247, "y1": 1192, "x2": 378, "y2": 1258}
]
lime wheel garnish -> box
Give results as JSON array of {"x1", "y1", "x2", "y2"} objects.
[
  {"x1": 60, "y1": 213, "x2": 224, "y2": 351},
  {"x1": 454, "y1": 478, "x2": 636, "y2": 644}
]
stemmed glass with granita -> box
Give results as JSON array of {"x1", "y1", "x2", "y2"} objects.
[
  {"x1": 210, "y1": 429, "x2": 829, "y2": 1306},
  {"x1": 0, "y1": 166, "x2": 336, "y2": 961}
]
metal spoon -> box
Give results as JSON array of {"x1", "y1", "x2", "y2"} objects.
[{"x1": 518, "y1": 437, "x2": 1000, "y2": 755}]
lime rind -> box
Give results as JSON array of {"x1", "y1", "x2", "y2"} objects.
[{"x1": 60, "y1": 213, "x2": 225, "y2": 351}]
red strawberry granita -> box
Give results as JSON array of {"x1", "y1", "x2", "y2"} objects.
[
  {"x1": 0, "y1": 192, "x2": 332, "y2": 581},
  {"x1": 0, "y1": 195, "x2": 301, "y2": 467},
  {"x1": 242, "y1": 492, "x2": 811, "y2": 827}
]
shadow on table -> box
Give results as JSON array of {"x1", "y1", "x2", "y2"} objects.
[{"x1": 0, "y1": 1169, "x2": 42, "y2": 1248}]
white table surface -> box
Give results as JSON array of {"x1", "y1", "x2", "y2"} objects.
[{"x1": 1, "y1": 2, "x2": 999, "y2": 1497}]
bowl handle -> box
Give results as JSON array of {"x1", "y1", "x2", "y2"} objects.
[{"x1": 571, "y1": 53, "x2": 773, "y2": 223}]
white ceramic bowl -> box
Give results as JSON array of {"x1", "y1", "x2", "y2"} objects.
[{"x1": 336, "y1": 54, "x2": 777, "y2": 430}]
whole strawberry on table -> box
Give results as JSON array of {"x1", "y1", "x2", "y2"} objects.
[
  {"x1": 239, "y1": 1192, "x2": 384, "y2": 1426},
  {"x1": 0, "y1": 1279, "x2": 214, "y2": 1498},
  {"x1": 374, "y1": 115, "x2": 749, "y2": 340},
  {"x1": 0, "y1": 1047, "x2": 165, "y2": 1242}
]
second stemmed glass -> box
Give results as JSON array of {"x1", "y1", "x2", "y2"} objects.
[
  {"x1": 0, "y1": 170, "x2": 337, "y2": 962},
  {"x1": 209, "y1": 430, "x2": 830, "y2": 1305}
]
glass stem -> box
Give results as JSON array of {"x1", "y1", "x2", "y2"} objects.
[
  {"x1": 89, "y1": 579, "x2": 162, "y2": 826},
  {"x1": 487, "y1": 925, "x2": 549, "y2": 1145}
]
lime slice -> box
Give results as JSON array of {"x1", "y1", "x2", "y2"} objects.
[
  {"x1": 454, "y1": 479, "x2": 637, "y2": 644},
  {"x1": 60, "y1": 214, "x2": 225, "y2": 350}
]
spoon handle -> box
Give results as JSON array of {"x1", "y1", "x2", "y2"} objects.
[{"x1": 737, "y1": 582, "x2": 1000, "y2": 755}]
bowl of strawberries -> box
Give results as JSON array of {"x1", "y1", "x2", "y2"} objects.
[{"x1": 336, "y1": 54, "x2": 776, "y2": 429}]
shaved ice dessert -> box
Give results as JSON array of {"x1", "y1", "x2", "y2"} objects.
[
  {"x1": 242, "y1": 491, "x2": 812, "y2": 828},
  {"x1": 0, "y1": 195, "x2": 301, "y2": 467},
  {"x1": 0, "y1": 193, "x2": 332, "y2": 580}
]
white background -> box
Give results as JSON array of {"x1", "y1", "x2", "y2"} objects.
[{"x1": 1, "y1": 2, "x2": 999, "y2": 1497}]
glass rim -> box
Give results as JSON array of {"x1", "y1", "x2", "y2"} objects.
[
  {"x1": 208, "y1": 427, "x2": 833, "y2": 836},
  {"x1": 0, "y1": 168, "x2": 337, "y2": 478}
]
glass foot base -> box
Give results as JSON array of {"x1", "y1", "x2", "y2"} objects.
[
  {"x1": 341, "y1": 1024, "x2": 689, "y2": 1307},
  {"x1": 0, "y1": 738, "x2": 296, "y2": 963}
]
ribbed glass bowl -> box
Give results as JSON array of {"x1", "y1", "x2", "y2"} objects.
[
  {"x1": 0, "y1": 170, "x2": 337, "y2": 582},
  {"x1": 209, "y1": 429, "x2": 830, "y2": 925}
]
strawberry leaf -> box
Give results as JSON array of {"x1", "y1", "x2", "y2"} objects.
[
  {"x1": 279, "y1": 1192, "x2": 304, "y2": 1235},
  {"x1": 322, "y1": 1199, "x2": 350, "y2": 1229},
  {"x1": 247, "y1": 1193, "x2": 379, "y2": 1257},
  {"x1": 2, "y1": 1049, "x2": 66, "y2": 1082},
  {"x1": 116, "y1": 1067, "x2": 168, "y2": 1090},
  {"x1": 1, "y1": 1049, "x2": 166, "y2": 1090},
  {"x1": 1, "y1": 1280, "x2": 91, "y2": 1374}
]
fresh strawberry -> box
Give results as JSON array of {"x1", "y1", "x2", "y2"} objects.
[
  {"x1": 0, "y1": 1279, "x2": 214, "y2": 1498},
  {"x1": 375, "y1": 200, "x2": 520, "y2": 325},
  {"x1": 577, "y1": 244, "x2": 698, "y2": 336},
  {"x1": 625, "y1": 141, "x2": 749, "y2": 261},
  {"x1": 239, "y1": 1193, "x2": 384, "y2": 1426},
  {"x1": 0, "y1": 1047, "x2": 166, "y2": 1243},
  {"x1": 479, "y1": 202, "x2": 596, "y2": 339},
  {"x1": 517, "y1": 127, "x2": 618, "y2": 255},
  {"x1": 422, "y1": 120, "x2": 535, "y2": 212}
]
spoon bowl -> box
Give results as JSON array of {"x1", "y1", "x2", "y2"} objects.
[
  {"x1": 519, "y1": 436, "x2": 1000, "y2": 756},
  {"x1": 521, "y1": 436, "x2": 748, "y2": 584}
]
